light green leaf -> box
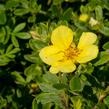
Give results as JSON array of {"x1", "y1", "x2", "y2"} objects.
[
  {"x1": 16, "y1": 89, "x2": 22, "y2": 98},
  {"x1": 73, "y1": 99, "x2": 82, "y2": 109},
  {"x1": 6, "y1": 44, "x2": 13, "y2": 53},
  {"x1": 53, "y1": 0, "x2": 64, "y2": 5},
  {"x1": 29, "y1": 39, "x2": 47, "y2": 50},
  {"x1": 11, "y1": 71, "x2": 26, "y2": 85},
  {"x1": 13, "y1": 23, "x2": 26, "y2": 33},
  {"x1": 95, "y1": 5, "x2": 103, "y2": 22},
  {"x1": 99, "y1": 26, "x2": 109, "y2": 36},
  {"x1": 0, "y1": 4, "x2": 5, "y2": 11},
  {"x1": 0, "y1": 56, "x2": 11, "y2": 66},
  {"x1": 15, "y1": 32, "x2": 31, "y2": 39},
  {"x1": 36, "y1": 93, "x2": 63, "y2": 108},
  {"x1": 95, "y1": 54, "x2": 109, "y2": 66},
  {"x1": 24, "y1": 64, "x2": 42, "y2": 83},
  {"x1": 104, "y1": 95, "x2": 109, "y2": 108},
  {"x1": 103, "y1": 42, "x2": 109, "y2": 50},
  {"x1": 43, "y1": 73, "x2": 59, "y2": 84},
  {"x1": 8, "y1": 48, "x2": 20, "y2": 54},
  {"x1": 24, "y1": 54, "x2": 42, "y2": 64},
  {"x1": 28, "y1": 15, "x2": 36, "y2": 23},
  {"x1": 42, "y1": 103, "x2": 52, "y2": 109},
  {"x1": 39, "y1": 83, "x2": 58, "y2": 93},
  {"x1": 11, "y1": 35, "x2": 19, "y2": 47},
  {"x1": 4, "y1": 26, "x2": 11, "y2": 44},
  {"x1": 0, "y1": 96, "x2": 7, "y2": 108},
  {"x1": 14, "y1": 9, "x2": 29, "y2": 16},
  {"x1": 32, "y1": 99, "x2": 39, "y2": 109}
]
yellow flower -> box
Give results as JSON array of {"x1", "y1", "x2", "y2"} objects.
[
  {"x1": 79, "y1": 14, "x2": 89, "y2": 22},
  {"x1": 39, "y1": 25, "x2": 98, "y2": 74}
]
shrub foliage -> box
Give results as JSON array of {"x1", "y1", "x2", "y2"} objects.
[{"x1": 1, "y1": 0, "x2": 109, "y2": 109}]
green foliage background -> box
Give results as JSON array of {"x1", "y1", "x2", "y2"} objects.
[{"x1": 0, "y1": 0, "x2": 109, "y2": 109}]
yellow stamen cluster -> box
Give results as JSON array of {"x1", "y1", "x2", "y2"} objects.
[{"x1": 64, "y1": 47, "x2": 81, "y2": 60}]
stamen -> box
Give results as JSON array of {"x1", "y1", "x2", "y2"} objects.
[{"x1": 64, "y1": 47, "x2": 81, "y2": 60}]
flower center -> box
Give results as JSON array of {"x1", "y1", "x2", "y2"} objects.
[{"x1": 64, "y1": 47, "x2": 80, "y2": 60}]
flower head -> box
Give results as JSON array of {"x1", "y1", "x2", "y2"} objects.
[
  {"x1": 39, "y1": 25, "x2": 98, "y2": 74},
  {"x1": 89, "y1": 17, "x2": 99, "y2": 27},
  {"x1": 79, "y1": 14, "x2": 89, "y2": 22}
]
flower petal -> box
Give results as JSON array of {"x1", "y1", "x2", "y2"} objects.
[
  {"x1": 49, "y1": 60, "x2": 76, "y2": 74},
  {"x1": 51, "y1": 25, "x2": 73, "y2": 49},
  {"x1": 78, "y1": 32, "x2": 97, "y2": 49},
  {"x1": 39, "y1": 46, "x2": 64, "y2": 65},
  {"x1": 77, "y1": 45, "x2": 98, "y2": 63}
]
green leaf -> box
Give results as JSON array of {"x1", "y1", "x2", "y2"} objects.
[
  {"x1": 96, "y1": 102, "x2": 107, "y2": 109},
  {"x1": 0, "y1": 4, "x2": 5, "y2": 11},
  {"x1": 30, "y1": 0, "x2": 37, "y2": 8},
  {"x1": 11, "y1": 71, "x2": 26, "y2": 85},
  {"x1": 103, "y1": 42, "x2": 109, "y2": 50},
  {"x1": 0, "y1": 56, "x2": 11, "y2": 66},
  {"x1": 39, "y1": 83, "x2": 58, "y2": 93},
  {"x1": 24, "y1": 64, "x2": 42, "y2": 83},
  {"x1": 0, "y1": 11, "x2": 6, "y2": 25},
  {"x1": 24, "y1": 54, "x2": 42, "y2": 64},
  {"x1": 32, "y1": 99, "x2": 39, "y2": 109},
  {"x1": 36, "y1": 93, "x2": 63, "y2": 108},
  {"x1": 94, "y1": 54, "x2": 109, "y2": 66},
  {"x1": 5, "y1": 45, "x2": 20, "y2": 58},
  {"x1": 16, "y1": 89, "x2": 22, "y2": 98},
  {"x1": 0, "y1": 96, "x2": 7, "y2": 108},
  {"x1": 14, "y1": 9, "x2": 29, "y2": 16},
  {"x1": 6, "y1": 0, "x2": 19, "y2": 8},
  {"x1": 7, "y1": 54, "x2": 16, "y2": 58},
  {"x1": 0, "y1": 45, "x2": 19, "y2": 66},
  {"x1": 104, "y1": 95, "x2": 109, "y2": 108},
  {"x1": 61, "y1": 8, "x2": 72, "y2": 21},
  {"x1": 74, "y1": 21, "x2": 88, "y2": 31},
  {"x1": 13, "y1": 23, "x2": 26, "y2": 33},
  {"x1": 6, "y1": 44, "x2": 13, "y2": 53},
  {"x1": 43, "y1": 73, "x2": 59, "y2": 84},
  {"x1": 8, "y1": 48, "x2": 20, "y2": 54},
  {"x1": 80, "y1": 5, "x2": 89, "y2": 13},
  {"x1": 15, "y1": 32, "x2": 31, "y2": 39},
  {"x1": 42, "y1": 103, "x2": 52, "y2": 109},
  {"x1": 28, "y1": 15, "x2": 36, "y2": 23},
  {"x1": 99, "y1": 26, "x2": 109, "y2": 36},
  {"x1": 4, "y1": 26, "x2": 11, "y2": 44},
  {"x1": 24, "y1": 64, "x2": 42, "y2": 76},
  {"x1": 53, "y1": 83, "x2": 67, "y2": 90},
  {"x1": 0, "y1": 27, "x2": 6, "y2": 43},
  {"x1": 95, "y1": 5, "x2": 103, "y2": 22},
  {"x1": 11, "y1": 35, "x2": 19, "y2": 47},
  {"x1": 70, "y1": 76, "x2": 82, "y2": 92},
  {"x1": 77, "y1": 63, "x2": 94, "y2": 75},
  {"x1": 73, "y1": 98, "x2": 82, "y2": 109},
  {"x1": 53, "y1": 0, "x2": 64, "y2": 5},
  {"x1": 29, "y1": 39, "x2": 47, "y2": 50}
]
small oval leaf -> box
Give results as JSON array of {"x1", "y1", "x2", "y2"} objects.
[
  {"x1": 13, "y1": 23, "x2": 26, "y2": 33},
  {"x1": 15, "y1": 32, "x2": 31, "y2": 39},
  {"x1": 70, "y1": 76, "x2": 82, "y2": 92}
]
